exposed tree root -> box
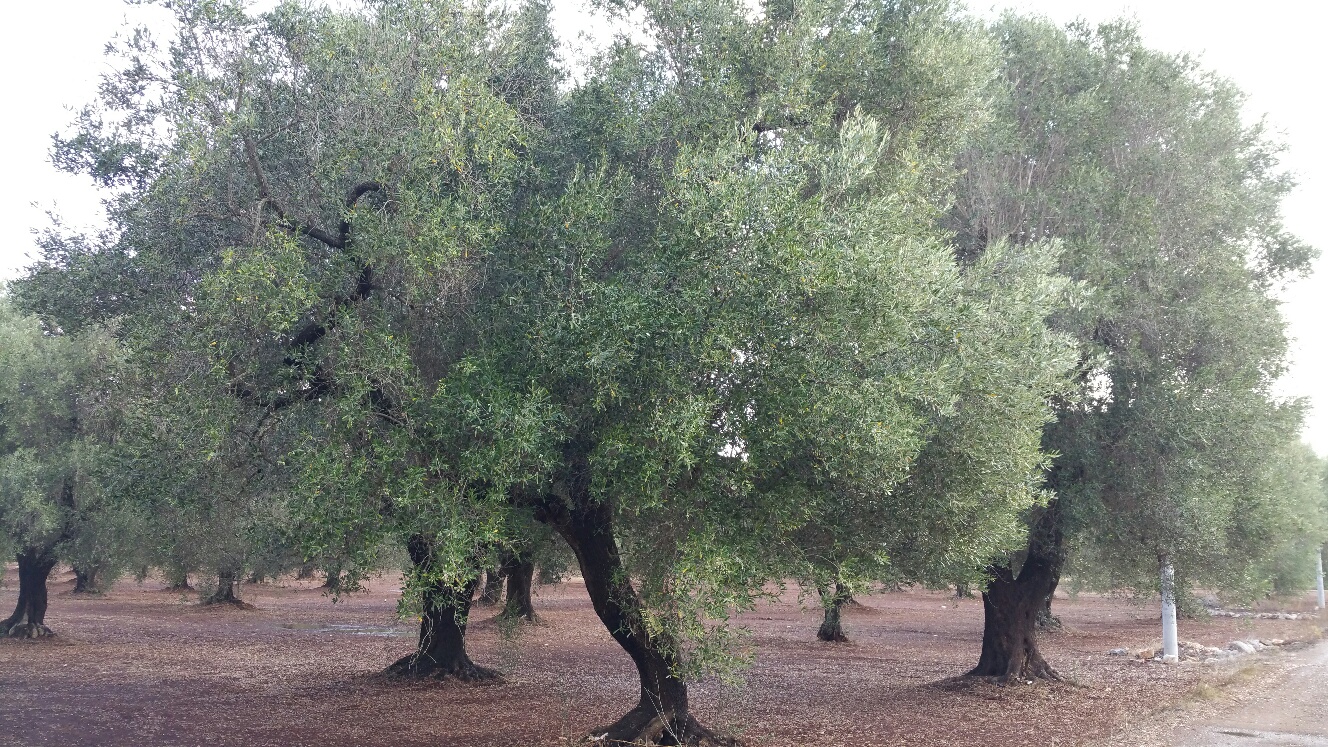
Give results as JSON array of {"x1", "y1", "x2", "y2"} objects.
[
  {"x1": 497, "y1": 609, "x2": 541, "y2": 626},
  {"x1": 383, "y1": 652, "x2": 503, "y2": 683},
  {"x1": 967, "y1": 651, "x2": 1062, "y2": 685},
  {"x1": 1036, "y1": 609, "x2": 1063, "y2": 631},
  {"x1": 816, "y1": 623, "x2": 849, "y2": 643},
  {"x1": 586, "y1": 705, "x2": 739, "y2": 746},
  {"x1": 3, "y1": 622, "x2": 56, "y2": 639}
]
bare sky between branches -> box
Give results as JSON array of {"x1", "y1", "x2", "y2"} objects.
[{"x1": 2, "y1": 0, "x2": 1324, "y2": 454}]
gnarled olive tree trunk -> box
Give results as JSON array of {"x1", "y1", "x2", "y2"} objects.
[
  {"x1": 537, "y1": 444, "x2": 733, "y2": 747},
  {"x1": 2, "y1": 547, "x2": 59, "y2": 638},
  {"x1": 385, "y1": 535, "x2": 498, "y2": 682},
  {"x1": 970, "y1": 501, "x2": 1064, "y2": 682}
]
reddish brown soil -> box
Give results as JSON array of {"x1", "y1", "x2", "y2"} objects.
[{"x1": 0, "y1": 566, "x2": 1320, "y2": 746}]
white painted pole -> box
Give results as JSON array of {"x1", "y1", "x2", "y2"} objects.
[
  {"x1": 1160, "y1": 558, "x2": 1179, "y2": 664},
  {"x1": 1316, "y1": 547, "x2": 1325, "y2": 610}
]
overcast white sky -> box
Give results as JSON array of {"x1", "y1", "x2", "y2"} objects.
[{"x1": 2, "y1": 0, "x2": 1324, "y2": 454}]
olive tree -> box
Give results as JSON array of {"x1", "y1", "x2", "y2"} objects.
[
  {"x1": 0, "y1": 298, "x2": 130, "y2": 637},
  {"x1": 31, "y1": 0, "x2": 1076, "y2": 742},
  {"x1": 949, "y1": 16, "x2": 1316, "y2": 680}
]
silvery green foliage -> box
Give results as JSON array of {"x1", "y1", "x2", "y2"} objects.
[
  {"x1": 951, "y1": 16, "x2": 1318, "y2": 598},
  {"x1": 0, "y1": 297, "x2": 136, "y2": 574},
  {"x1": 28, "y1": 0, "x2": 1074, "y2": 678}
]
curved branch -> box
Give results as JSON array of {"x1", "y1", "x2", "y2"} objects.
[{"x1": 242, "y1": 134, "x2": 381, "y2": 250}]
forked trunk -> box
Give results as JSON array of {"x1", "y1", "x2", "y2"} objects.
[
  {"x1": 547, "y1": 487, "x2": 733, "y2": 746},
  {"x1": 385, "y1": 536, "x2": 499, "y2": 682},
  {"x1": 2, "y1": 547, "x2": 58, "y2": 638},
  {"x1": 478, "y1": 566, "x2": 505, "y2": 605},
  {"x1": 72, "y1": 564, "x2": 104, "y2": 595},
  {"x1": 970, "y1": 501, "x2": 1064, "y2": 682},
  {"x1": 500, "y1": 557, "x2": 538, "y2": 623},
  {"x1": 816, "y1": 582, "x2": 850, "y2": 642}
]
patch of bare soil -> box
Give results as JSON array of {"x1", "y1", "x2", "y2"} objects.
[{"x1": 0, "y1": 566, "x2": 1320, "y2": 746}]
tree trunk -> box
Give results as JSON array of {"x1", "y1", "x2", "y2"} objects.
[
  {"x1": 164, "y1": 566, "x2": 193, "y2": 592},
  {"x1": 320, "y1": 563, "x2": 342, "y2": 590},
  {"x1": 500, "y1": 557, "x2": 538, "y2": 623},
  {"x1": 545, "y1": 483, "x2": 732, "y2": 746},
  {"x1": 204, "y1": 567, "x2": 244, "y2": 606},
  {"x1": 970, "y1": 501, "x2": 1064, "y2": 682},
  {"x1": 385, "y1": 535, "x2": 498, "y2": 682},
  {"x1": 478, "y1": 565, "x2": 505, "y2": 606},
  {"x1": 816, "y1": 582, "x2": 850, "y2": 643},
  {"x1": 2, "y1": 547, "x2": 58, "y2": 638},
  {"x1": 72, "y1": 564, "x2": 104, "y2": 595}
]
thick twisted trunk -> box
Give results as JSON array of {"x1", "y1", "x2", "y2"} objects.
[
  {"x1": 547, "y1": 487, "x2": 733, "y2": 746},
  {"x1": 2, "y1": 547, "x2": 58, "y2": 638},
  {"x1": 816, "y1": 582, "x2": 851, "y2": 642},
  {"x1": 970, "y1": 501, "x2": 1064, "y2": 682},
  {"x1": 385, "y1": 536, "x2": 498, "y2": 682},
  {"x1": 500, "y1": 556, "x2": 538, "y2": 623}
]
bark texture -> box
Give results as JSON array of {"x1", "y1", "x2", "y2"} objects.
[
  {"x1": 385, "y1": 536, "x2": 498, "y2": 682},
  {"x1": 970, "y1": 501, "x2": 1064, "y2": 682},
  {"x1": 538, "y1": 440, "x2": 735, "y2": 746},
  {"x1": 2, "y1": 547, "x2": 58, "y2": 638}
]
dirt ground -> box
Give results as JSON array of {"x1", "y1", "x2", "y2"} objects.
[{"x1": 0, "y1": 566, "x2": 1321, "y2": 747}]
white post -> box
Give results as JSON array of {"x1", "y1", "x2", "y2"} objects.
[
  {"x1": 1316, "y1": 547, "x2": 1325, "y2": 610},
  {"x1": 1160, "y1": 558, "x2": 1179, "y2": 664}
]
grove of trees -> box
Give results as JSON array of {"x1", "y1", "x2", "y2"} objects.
[{"x1": 2, "y1": 0, "x2": 1325, "y2": 744}]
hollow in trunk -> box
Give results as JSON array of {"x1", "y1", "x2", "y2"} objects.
[{"x1": 2, "y1": 547, "x2": 58, "y2": 638}]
